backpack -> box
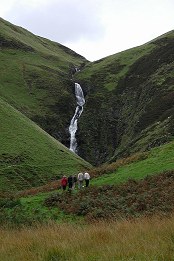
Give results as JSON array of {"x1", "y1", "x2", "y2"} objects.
[
  {"x1": 73, "y1": 176, "x2": 77, "y2": 183},
  {"x1": 78, "y1": 173, "x2": 83, "y2": 181}
]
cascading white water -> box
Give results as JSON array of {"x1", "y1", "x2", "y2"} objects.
[{"x1": 69, "y1": 83, "x2": 85, "y2": 153}]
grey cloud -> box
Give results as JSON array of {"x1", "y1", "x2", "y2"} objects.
[{"x1": 6, "y1": 0, "x2": 104, "y2": 43}]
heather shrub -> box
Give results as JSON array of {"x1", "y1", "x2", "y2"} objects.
[{"x1": 45, "y1": 170, "x2": 174, "y2": 221}]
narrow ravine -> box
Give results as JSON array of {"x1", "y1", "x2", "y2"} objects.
[{"x1": 69, "y1": 83, "x2": 85, "y2": 153}]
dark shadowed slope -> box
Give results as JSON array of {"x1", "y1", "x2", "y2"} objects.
[{"x1": 75, "y1": 31, "x2": 174, "y2": 164}]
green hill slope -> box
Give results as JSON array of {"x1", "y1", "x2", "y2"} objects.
[
  {"x1": 0, "y1": 98, "x2": 91, "y2": 193},
  {"x1": 92, "y1": 140, "x2": 174, "y2": 186},
  {"x1": 1, "y1": 17, "x2": 174, "y2": 167},
  {"x1": 1, "y1": 139, "x2": 174, "y2": 225},
  {"x1": 0, "y1": 17, "x2": 87, "y2": 149},
  {"x1": 75, "y1": 31, "x2": 174, "y2": 164}
]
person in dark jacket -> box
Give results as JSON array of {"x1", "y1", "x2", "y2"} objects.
[
  {"x1": 68, "y1": 175, "x2": 73, "y2": 191},
  {"x1": 61, "y1": 176, "x2": 68, "y2": 191},
  {"x1": 72, "y1": 175, "x2": 77, "y2": 190}
]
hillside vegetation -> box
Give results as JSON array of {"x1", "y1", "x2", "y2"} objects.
[
  {"x1": 1, "y1": 18, "x2": 174, "y2": 260},
  {"x1": 0, "y1": 18, "x2": 92, "y2": 193},
  {"x1": 76, "y1": 31, "x2": 174, "y2": 164},
  {"x1": 0, "y1": 97, "x2": 91, "y2": 193},
  {"x1": 1, "y1": 18, "x2": 174, "y2": 166},
  {"x1": 0, "y1": 17, "x2": 87, "y2": 150},
  {"x1": 1, "y1": 139, "x2": 173, "y2": 225},
  {"x1": 91, "y1": 139, "x2": 174, "y2": 185},
  {"x1": 1, "y1": 17, "x2": 174, "y2": 167},
  {"x1": 45, "y1": 170, "x2": 174, "y2": 220},
  {"x1": 1, "y1": 18, "x2": 174, "y2": 198}
]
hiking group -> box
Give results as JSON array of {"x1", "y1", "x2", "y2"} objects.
[{"x1": 60, "y1": 172, "x2": 90, "y2": 191}]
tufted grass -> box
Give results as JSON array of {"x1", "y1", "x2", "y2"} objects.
[{"x1": 0, "y1": 214, "x2": 174, "y2": 260}]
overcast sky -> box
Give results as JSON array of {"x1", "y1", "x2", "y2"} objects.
[{"x1": 1, "y1": 0, "x2": 174, "y2": 61}]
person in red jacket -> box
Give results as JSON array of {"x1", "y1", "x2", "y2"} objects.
[{"x1": 61, "y1": 175, "x2": 68, "y2": 191}]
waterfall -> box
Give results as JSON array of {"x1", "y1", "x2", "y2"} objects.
[{"x1": 69, "y1": 83, "x2": 85, "y2": 153}]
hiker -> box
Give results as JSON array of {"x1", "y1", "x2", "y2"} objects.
[
  {"x1": 84, "y1": 172, "x2": 90, "y2": 187},
  {"x1": 77, "y1": 172, "x2": 84, "y2": 189},
  {"x1": 72, "y1": 175, "x2": 77, "y2": 190},
  {"x1": 61, "y1": 175, "x2": 68, "y2": 191},
  {"x1": 68, "y1": 175, "x2": 73, "y2": 191}
]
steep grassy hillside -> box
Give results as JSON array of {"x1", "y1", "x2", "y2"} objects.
[
  {"x1": 76, "y1": 31, "x2": 174, "y2": 164},
  {"x1": 0, "y1": 17, "x2": 87, "y2": 149},
  {"x1": 0, "y1": 98, "x2": 91, "y2": 193},
  {"x1": 1, "y1": 17, "x2": 174, "y2": 166}
]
